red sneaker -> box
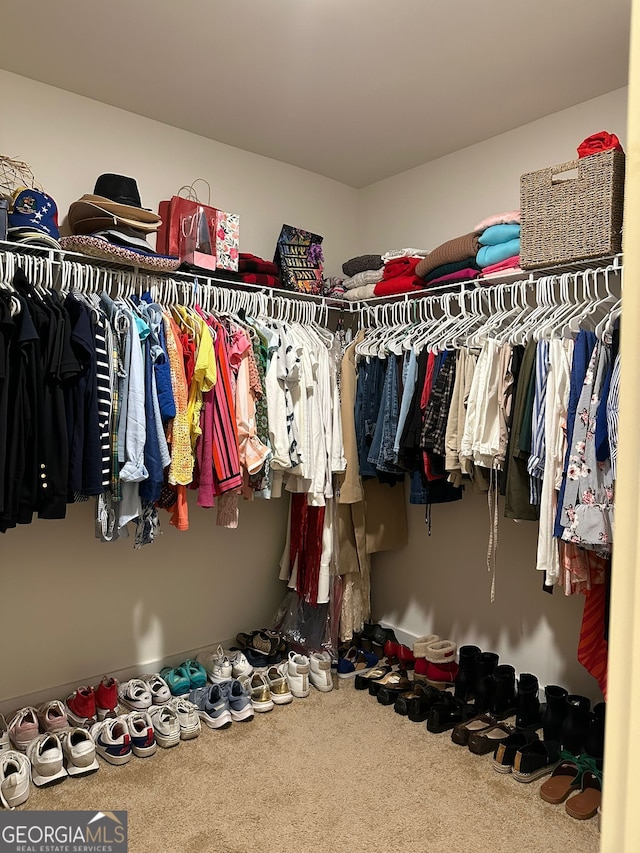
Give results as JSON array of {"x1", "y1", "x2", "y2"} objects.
[
  {"x1": 94, "y1": 677, "x2": 119, "y2": 720},
  {"x1": 66, "y1": 686, "x2": 97, "y2": 727}
]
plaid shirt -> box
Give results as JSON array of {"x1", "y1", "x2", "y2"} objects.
[{"x1": 421, "y1": 352, "x2": 457, "y2": 457}]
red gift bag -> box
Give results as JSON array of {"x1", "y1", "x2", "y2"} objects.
[{"x1": 156, "y1": 180, "x2": 216, "y2": 257}]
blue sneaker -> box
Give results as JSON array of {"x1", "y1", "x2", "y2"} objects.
[
  {"x1": 337, "y1": 648, "x2": 378, "y2": 680},
  {"x1": 188, "y1": 685, "x2": 232, "y2": 729},
  {"x1": 219, "y1": 680, "x2": 254, "y2": 722}
]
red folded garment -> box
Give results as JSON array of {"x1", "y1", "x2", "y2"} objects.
[
  {"x1": 238, "y1": 253, "x2": 280, "y2": 275},
  {"x1": 426, "y1": 268, "x2": 480, "y2": 287},
  {"x1": 382, "y1": 256, "x2": 421, "y2": 279},
  {"x1": 240, "y1": 273, "x2": 282, "y2": 287},
  {"x1": 374, "y1": 276, "x2": 424, "y2": 296},
  {"x1": 482, "y1": 255, "x2": 521, "y2": 275},
  {"x1": 577, "y1": 131, "x2": 624, "y2": 158}
]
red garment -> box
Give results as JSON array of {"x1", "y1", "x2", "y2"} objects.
[
  {"x1": 577, "y1": 131, "x2": 624, "y2": 158},
  {"x1": 382, "y1": 256, "x2": 421, "y2": 279},
  {"x1": 374, "y1": 276, "x2": 424, "y2": 296},
  {"x1": 577, "y1": 581, "x2": 609, "y2": 699},
  {"x1": 238, "y1": 253, "x2": 280, "y2": 276},
  {"x1": 240, "y1": 273, "x2": 282, "y2": 287},
  {"x1": 289, "y1": 493, "x2": 325, "y2": 605}
]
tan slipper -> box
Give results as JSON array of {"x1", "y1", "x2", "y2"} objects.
[{"x1": 565, "y1": 771, "x2": 602, "y2": 820}]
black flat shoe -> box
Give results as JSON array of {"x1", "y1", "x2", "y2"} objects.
[{"x1": 427, "y1": 694, "x2": 475, "y2": 733}]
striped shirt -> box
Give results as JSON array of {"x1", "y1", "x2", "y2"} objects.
[
  {"x1": 607, "y1": 351, "x2": 620, "y2": 480},
  {"x1": 527, "y1": 340, "x2": 550, "y2": 504}
]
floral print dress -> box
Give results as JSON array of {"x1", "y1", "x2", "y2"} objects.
[{"x1": 560, "y1": 341, "x2": 613, "y2": 554}]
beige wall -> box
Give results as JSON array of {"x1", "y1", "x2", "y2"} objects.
[
  {"x1": 0, "y1": 70, "x2": 359, "y2": 276},
  {"x1": 360, "y1": 88, "x2": 628, "y2": 701},
  {"x1": 0, "y1": 70, "x2": 359, "y2": 708}
]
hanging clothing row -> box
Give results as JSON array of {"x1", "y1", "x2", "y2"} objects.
[
  {"x1": 347, "y1": 266, "x2": 621, "y2": 648},
  {"x1": 0, "y1": 253, "x2": 345, "y2": 593}
]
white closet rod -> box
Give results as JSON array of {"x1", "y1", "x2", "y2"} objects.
[
  {"x1": 357, "y1": 263, "x2": 623, "y2": 331},
  {"x1": 0, "y1": 242, "x2": 624, "y2": 320},
  {"x1": 0, "y1": 249, "x2": 333, "y2": 327}
]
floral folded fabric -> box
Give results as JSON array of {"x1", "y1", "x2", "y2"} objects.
[
  {"x1": 473, "y1": 210, "x2": 520, "y2": 232},
  {"x1": 476, "y1": 238, "x2": 521, "y2": 268}
]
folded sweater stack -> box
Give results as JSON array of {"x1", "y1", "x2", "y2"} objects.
[
  {"x1": 374, "y1": 256, "x2": 424, "y2": 296},
  {"x1": 473, "y1": 212, "x2": 522, "y2": 277},
  {"x1": 414, "y1": 232, "x2": 481, "y2": 286},
  {"x1": 238, "y1": 252, "x2": 282, "y2": 287}
]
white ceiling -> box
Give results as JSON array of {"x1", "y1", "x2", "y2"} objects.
[{"x1": 0, "y1": 0, "x2": 631, "y2": 187}]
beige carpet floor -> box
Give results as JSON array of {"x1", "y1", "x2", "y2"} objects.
[{"x1": 22, "y1": 680, "x2": 600, "y2": 853}]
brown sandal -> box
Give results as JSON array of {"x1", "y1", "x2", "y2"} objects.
[
  {"x1": 539, "y1": 759, "x2": 582, "y2": 804},
  {"x1": 565, "y1": 771, "x2": 602, "y2": 820}
]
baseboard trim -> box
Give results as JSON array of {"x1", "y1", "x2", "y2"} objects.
[{"x1": 0, "y1": 639, "x2": 236, "y2": 718}]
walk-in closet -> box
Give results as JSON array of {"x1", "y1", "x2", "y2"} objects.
[{"x1": 0, "y1": 2, "x2": 638, "y2": 851}]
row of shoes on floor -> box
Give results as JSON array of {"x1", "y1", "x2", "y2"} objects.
[
  {"x1": 0, "y1": 632, "x2": 334, "y2": 809},
  {"x1": 346, "y1": 626, "x2": 605, "y2": 822}
]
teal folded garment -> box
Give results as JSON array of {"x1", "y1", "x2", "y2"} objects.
[
  {"x1": 476, "y1": 238, "x2": 521, "y2": 267},
  {"x1": 478, "y1": 223, "x2": 521, "y2": 246}
]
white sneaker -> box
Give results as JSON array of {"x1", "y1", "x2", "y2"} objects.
[
  {"x1": 118, "y1": 679, "x2": 152, "y2": 711},
  {"x1": 141, "y1": 673, "x2": 171, "y2": 706},
  {"x1": 90, "y1": 718, "x2": 132, "y2": 766},
  {"x1": 0, "y1": 715, "x2": 9, "y2": 751},
  {"x1": 125, "y1": 711, "x2": 157, "y2": 758},
  {"x1": 148, "y1": 705, "x2": 181, "y2": 749},
  {"x1": 26, "y1": 734, "x2": 67, "y2": 788},
  {"x1": 309, "y1": 652, "x2": 334, "y2": 692},
  {"x1": 229, "y1": 650, "x2": 253, "y2": 679},
  {"x1": 0, "y1": 750, "x2": 30, "y2": 809},
  {"x1": 8, "y1": 707, "x2": 39, "y2": 752},
  {"x1": 37, "y1": 700, "x2": 70, "y2": 734},
  {"x1": 265, "y1": 663, "x2": 293, "y2": 705},
  {"x1": 198, "y1": 646, "x2": 233, "y2": 683},
  {"x1": 59, "y1": 727, "x2": 99, "y2": 777},
  {"x1": 287, "y1": 652, "x2": 310, "y2": 698},
  {"x1": 168, "y1": 697, "x2": 201, "y2": 740}
]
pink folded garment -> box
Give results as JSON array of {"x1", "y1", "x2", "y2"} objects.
[
  {"x1": 482, "y1": 255, "x2": 521, "y2": 275},
  {"x1": 474, "y1": 210, "x2": 520, "y2": 232},
  {"x1": 426, "y1": 267, "x2": 480, "y2": 287},
  {"x1": 374, "y1": 276, "x2": 425, "y2": 296}
]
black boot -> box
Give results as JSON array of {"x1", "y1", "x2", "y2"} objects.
[
  {"x1": 490, "y1": 664, "x2": 517, "y2": 719},
  {"x1": 454, "y1": 645, "x2": 480, "y2": 702},
  {"x1": 561, "y1": 695, "x2": 591, "y2": 755},
  {"x1": 516, "y1": 673, "x2": 541, "y2": 729},
  {"x1": 585, "y1": 701, "x2": 605, "y2": 760},
  {"x1": 473, "y1": 652, "x2": 499, "y2": 713},
  {"x1": 542, "y1": 685, "x2": 569, "y2": 742}
]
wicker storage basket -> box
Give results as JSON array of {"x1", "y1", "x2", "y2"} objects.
[{"x1": 520, "y1": 149, "x2": 625, "y2": 270}]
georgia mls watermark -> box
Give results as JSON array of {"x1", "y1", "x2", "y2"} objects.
[{"x1": 0, "y1": 811, "x2": 127, "y2": 853}]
